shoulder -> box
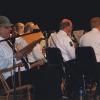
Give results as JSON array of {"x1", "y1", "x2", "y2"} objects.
[{"x1": 80, "y1": 31, "x2": 91, "y2": 40}]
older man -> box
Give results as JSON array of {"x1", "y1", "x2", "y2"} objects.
[
  {"x1": 79, "y1": 17, "x2": 100, "y2": 62},
  {"x1": 48, "y1": 19, "x2": 75, "y2": 62},
  {"x1": 48, "y1": 19, "x2": 77, "y2": 98},
  {"x1": 79, "y1": 17, "x2": 100, "y2": 97}
]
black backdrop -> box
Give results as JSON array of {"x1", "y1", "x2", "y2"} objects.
[{"x1": 0, "y1": 0, "x2": 100, "y2": 32}]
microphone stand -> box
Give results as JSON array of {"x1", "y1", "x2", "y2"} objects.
[{"x1": 12, "y1": 38, "x2": 17, "y2": 100}]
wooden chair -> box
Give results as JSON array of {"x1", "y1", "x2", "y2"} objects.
[{"x1": 0, "y1": 63, "x2": 33, "y2": 100}]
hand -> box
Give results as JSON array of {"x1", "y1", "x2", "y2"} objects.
[
  {"x1": 16, "y1": 51, "x2": 23, "y2": 60},
  {"x1": 61, "y1": 79, "x2": 65, "y2": 94}
]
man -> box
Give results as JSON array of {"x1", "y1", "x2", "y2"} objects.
[
  {"x1": 79, "y1": 17, "x2": 100, "y2": 97},
  {"x1": 48, "y1": 19, "x2": 75, "y2": 62},
  {"x1": 24, "y1": 22, "x2": 35, "y2": 33},
  {"x1": 48, "y1": 19, "x2": 76, "y2": 98},
  {"x1": 48, "y1": 19, "x2": 76, "y2": 75},
  {"x1": 0, "y1": 16, "x2": 62, "y2": 100},
  {"x1": 15, "y1": 22, "x2": 25, "y2": 35},
  {"x1": 79, "y1": 17, "x2": 100, "y2": 62},
  {"x1": 14, "y1": 22, "x2": 45, "y2": 64}
]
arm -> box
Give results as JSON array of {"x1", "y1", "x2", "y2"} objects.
[{"x1": 64, "y1": 37, "x2": 75, "y2": 59}]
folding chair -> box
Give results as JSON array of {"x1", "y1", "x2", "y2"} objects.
[{"x1": 0, "y1": 63, "x2": 33, "y2": 100}]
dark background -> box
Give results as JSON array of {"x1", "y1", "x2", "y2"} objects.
[{"x1": 0, "y1": 0, "x2": 100, "y2": 32}]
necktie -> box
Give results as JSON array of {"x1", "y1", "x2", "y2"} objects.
[{"x1": 7, "y1": 40, "x2": 29, "y2": 70}]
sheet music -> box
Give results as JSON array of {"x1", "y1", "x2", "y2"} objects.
[{"x1": 73, "y1": 30, "x2": 84, "y2": 43}]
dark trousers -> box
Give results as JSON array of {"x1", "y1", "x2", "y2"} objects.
[
  {"x1": 95, "y1": 63, "x2": 100, "y2": 95},
  {"x1": 6, "y1": 63, "x2": 62, "y2": 100},
  {"x1": 64, "y1": 59, "x2": 80, "y2": 97}
]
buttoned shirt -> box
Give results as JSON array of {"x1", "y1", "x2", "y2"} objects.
[
  {"x1": 79, "y1": 28, "x2": 100, "y2": 62},
  {"x1": 16, "y1": 37, "x2": 44, "y2": 63},
  {"x1": 49, "y1": 30, "x2": 75, "y2": 61},
  {"x1": 0, "y1": 37, "x2": 24, "y2": 79},
  {"x1": 48, "y1": 32, "x2": 57, "y2": 47},
  {"x1": 28, "y1": 43, "x2": 44, "y2": 63}
]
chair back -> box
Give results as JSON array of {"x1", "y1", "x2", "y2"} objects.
[
  {"x1": 75, "y1": 46, "x2": 97, "y2": 81},
  {"x1": 46, "y1": 47, "x2": 64, "y2": 66},
  {"x1": 0, "y1": 63, "x2": 33, "y2": 100},
  {"x1": 0, "y1": 63, "x2": 23, "y2": 94},
  {"x1": 76, "y1": 46, "x2": 97, "y2": 66}
]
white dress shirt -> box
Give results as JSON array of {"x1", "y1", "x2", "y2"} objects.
[
  {"x1": 16, "y1": 37, "x2": 44, "y2": 63},
  {"x1": 28, "y1": 43, "x2": 44, "y2": 62},
  {"x1": 79, "y1": 28, "x2": 100, "y2": 62},
  {"x1": 48, "y1": 32, "x2": 57, "y2": 47},
  {"x1": 16, "y1": 37, "x2": 28, "y2": 50},
  {"x1": 0, "y1": 37, "x2": 24, "y2": 79},
  {"x1": 49, "y1": 30, "x2": 75, "y2": 61}
]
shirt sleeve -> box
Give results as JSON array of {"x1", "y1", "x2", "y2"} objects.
[
  {"x1": 63, "y1": 37, "x2": 75, "y2": 59},
  {"x1": 16, "y1": 37, "x2": 28, "y2": 50},
  {"x1": 0, "y1": 48, "x2": 12, "y2": 69},
  {"x1": 32, "y1": 43, "x2": 44, "y2": 60},
  {"x1": 79, "y1": 36, "x2": 84, "y2": 47}
]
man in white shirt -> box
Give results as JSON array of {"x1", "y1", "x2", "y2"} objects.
[
  {"x1": 13, "y1": 22, "x2": 45, "y2": 65},
  {"x1": 79, "y1": 17, "x2": 100, "y2": 96},
  {"x1": 48, "y1": 19, "x2": 76, "y2": 98},
  {"x1": 79, "y1": 18, "x2": 100, "y2": 62},
  {"x1": 48, "y1": 19, "x2": 75, "y2": 62}
]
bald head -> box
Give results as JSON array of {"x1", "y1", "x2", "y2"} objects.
[
  {"x1": 90, "y1": 17, "x2": 100, "y2": 28},
  {"x1": 59, "y1": 19, "x2": 73, "y2": 35},
  {"x1": 60, "y1": 19, "x2": 72, "y2": 29}
]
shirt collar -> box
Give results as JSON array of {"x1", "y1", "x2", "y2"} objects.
[
  {"x1": 59, "y1": 30, "x2": 68, "y2": 36},
  {"x1": 0, "y1": 37, "x2": 5, "y2": 41},
  {"x1": 92, "y1": 28, "x2": 100, "y2": 32}
]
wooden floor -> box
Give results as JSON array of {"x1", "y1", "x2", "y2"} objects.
[
  {"x1": 0, "y1": 96, "x2": 5, "y2": 100},
  {"x1": 0, "y1": 95, "x2": 34, "y2": 100}
]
